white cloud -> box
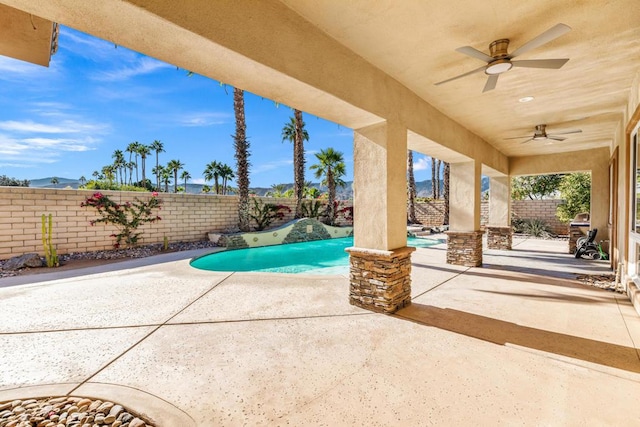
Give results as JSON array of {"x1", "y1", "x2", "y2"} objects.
[
  {"x1": 93, "y1": 57, "x2": 172, "y2": 81},
  {"x1": 179, "y1": 112, "x2": 230, "y2": 127},
  {"x1": 413, "y1": 156, "x2": 430, "y2": 171},
  {"x1": 253, "y1": 159, "x2": 293, "y2": 174},
  {"x1": 0, "y1": 119, "x2": 108, "y2": 134},
  {"x1": 191, "y1": 178, "x2": 206, "y2": 185}
]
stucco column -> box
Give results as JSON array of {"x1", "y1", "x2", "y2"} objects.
[
  {"x1": 487, "y1": 176, "x2": 512, "y2": 250},
  {"x1": 446, "y1": 160, "x2": 483, "y2": 266},
  {"x1": 346, "y1": 121, "x2": 415, "y2": 313}
]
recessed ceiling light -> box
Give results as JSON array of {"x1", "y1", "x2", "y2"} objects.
[{"x1": 519, "y1": 96, "x2": 535, "y2": 103}]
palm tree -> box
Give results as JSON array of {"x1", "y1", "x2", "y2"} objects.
[
  {"x1": 112, "y1": 149, "x2": 125, "y2": 185},
  {"x1": 233, "y1": 87, "x2": 251, "y2": 231},
  {"x1": 79, "y1": 176, "x2": 86, "y2": 187},
  {"x1": 407, "y1": 150, "x2": 418, "y2": 224},
  {"x1": 159, "y1": 165, "x2": 172, "y2": 193},
  {"x1": 92, "y1": 170, "x2": 99, "y2": 180},
  {"x1": 126, "y1": 141, "x2": 140, "y2": 185},
  {"x1": 310, "y1": 148, "x2": 346, "y2": 225},
  {"x1": 137, "y1": 144, "x2": 151, "y2": 187},
  {"x1": 431, "y1": 156, "x2": 436, "y2": 199},
  {"x1": 267, "y1": 183, "x2": 288, "y2": 197},
  {"x1": 282, "y1": 110, "x2": 309, "y2": 218},
  {"x1": 443, "y1": 162, "x2": 450, "y2": 225},
  {"x1": 50, "y1": 176, "x2": 59, "y2": 188},
  {"x1": 180, "y1": 170, "x2": 191, "y2": 192},
  {"x1": 203, "y1": 161, "x2": 222, "y2": 194},
  {"x1": 167, "y1": 159, "x2": 184, "y2": 193},
  {"x1": 219, "y1": 163, "x2": 235, "y2": 195},
  {"x1": 101, "y1": 165, "x2": 115, "y2": 182},
  {"x1": 150, "y1": 140, "x2": 165, "y2": 191},
  {"x1": 436, "y1": 159, "x2": 442, "y2": 198}
]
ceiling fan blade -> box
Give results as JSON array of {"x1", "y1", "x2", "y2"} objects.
[
  {"x1": 455, "y1": 46, "x2": 494, "y2": 63},
  {"x1": 511, "y1": 58, "x2": 569, "y2": 69},
  {"x1": 510, "y1": 23, "x2": 571, "y2": 58},
  {"x1": 547, "y1": 136, "x2": 567, "y2": 141},
  {"x1": 520, "y1": 138, "x2": 535, "y2": 144},
  {"x1": 548, "y1": 129, "x2": 582, "y2": 135},
  {"x1": 482, "y1": 74, "x2": 499, "y2": 92},
  {"x1": 504, "y1": 135, "x2": 531, "y2": 140},
  {"x1": 434, "y1": 65, "x2": 486, "y2": 86}
]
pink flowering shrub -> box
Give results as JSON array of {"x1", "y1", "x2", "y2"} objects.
[{"x1": 81, "y1": 191, "x2": 162, "y2": 248}]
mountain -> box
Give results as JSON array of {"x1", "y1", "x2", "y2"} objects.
[{"x1": 26, "y1": 176, "x2": 490, "y2": 198}]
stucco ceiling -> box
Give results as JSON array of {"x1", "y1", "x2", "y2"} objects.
[{"x1": 281, "y1": 0, "x2": 640, "y2": 158}]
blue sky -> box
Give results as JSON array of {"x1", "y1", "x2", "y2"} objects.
[{"x1": 0, "y1": 26, "x2": 432, "y2": 188}]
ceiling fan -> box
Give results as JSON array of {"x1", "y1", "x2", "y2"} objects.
[
  {"x1": 504, "y1": 124, "x2": 582, "y2": 143},
  {"x1": 434, "y1": 23, "x2": 571, "y2": 92}
]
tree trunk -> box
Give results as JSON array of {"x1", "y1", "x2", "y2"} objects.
[
  {"x1": 293, "y1": 109, "x2": 305, "y2": 218},
  {"x1": 435, "y1": 159, "x2": 442, "y2": 199},
  {"x1": 327, "y1": 169, "x2": 336, "y2": 226},
  {"x1": 234, "y1": 88, "x2": 251, "y2": 231},
  {"x1": 407, "y1": 150, "x2": 418, "y2": 224},
  {"x1": 431, "y1": 157, "x2": 436, "y2": 199},
  {"x1": 443, "y1": 162, "x2": 450, "y2": 225},
  {"x1": 155, "y1": 153, "x2": 160, "y2": 191}
]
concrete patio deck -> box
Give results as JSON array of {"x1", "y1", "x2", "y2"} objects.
[{"x1": 1, "y1": 238, "x2": 639, "y2": 426}]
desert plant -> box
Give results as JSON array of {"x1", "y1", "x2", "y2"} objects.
[
  {"x1": 301, "y1": 200, "x2": 324, "y2": 219},
  {"x1": 517, "y1": 218, "x2": 552, "y2": 238},
  {"x1": 41, "y1": 213, "x2": 59, "y2": 267},
  {"x1": 249, "y1": 198, "x2": 291, "y2": 231},
  {"x1": 81, "y1": 191, "x2": 162, "y2": 248}
]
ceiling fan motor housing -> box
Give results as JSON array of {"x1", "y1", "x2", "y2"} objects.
[
  {"x1": 485, "y1": 39, "x2": 513, "y2": 75},
  {"x1": 489, "y1": 39, "x2": 510, "y2": 58}
]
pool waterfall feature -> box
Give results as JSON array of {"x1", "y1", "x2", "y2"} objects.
[{"x1": 208, "y1": 218, "x2": 353, "y2": 249}]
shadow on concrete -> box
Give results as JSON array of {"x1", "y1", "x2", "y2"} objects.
[{"x1": 395, "y1": 303, "x2": 640, "y2": 373}]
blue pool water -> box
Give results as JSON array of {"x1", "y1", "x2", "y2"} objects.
[{"x1": 190, "y1": 236, "x2": 441, "y2": 275}]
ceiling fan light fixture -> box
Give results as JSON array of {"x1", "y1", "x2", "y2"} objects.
[{"x1": 485, "y1": 59, "x2": 513, "y2": 75}]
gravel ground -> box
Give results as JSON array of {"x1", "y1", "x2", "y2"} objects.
[
  {"x1": 0, "y1": 396, "x2": 154, "y2": 427},
  {"x1": 0, "y1": 240, "x2": 218, "y2": 279}
]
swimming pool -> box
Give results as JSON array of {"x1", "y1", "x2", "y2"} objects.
[{"x1": 190, "y1": 236, "x2": 441, "y2": 275}]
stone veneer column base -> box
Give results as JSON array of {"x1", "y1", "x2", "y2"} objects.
[
  {"x1": 346, "y1": 246, "x2": 416, "y2": 314},
  {"x1": 446, "y1": 231, "x2": 484, "y2": 267},
  {"x1": 487, "y1": 226, "x2": 512, "y2": 250}
]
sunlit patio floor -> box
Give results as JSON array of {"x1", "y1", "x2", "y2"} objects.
[{"x1": 1, "y1": 237, "x2": 639, "y2": 426}]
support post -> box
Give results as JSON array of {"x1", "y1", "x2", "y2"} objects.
[
  {"x1": 446, "y1": 160, "x2": 483, "y2": 266},
  {"x1": 348, "y1": 121, "x2": 413, "y2": 313},
  {"x1": 487, "y1": 175, "x2": 512, "y2": 250}
]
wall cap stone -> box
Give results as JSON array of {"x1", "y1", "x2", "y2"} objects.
[{"x1": 345, "y1": 246, "x2": 416, "y2": 258}]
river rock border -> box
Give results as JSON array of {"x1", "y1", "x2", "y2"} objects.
[{"x1": 0, "y1": 396, "x2": 154, "y2": 427}]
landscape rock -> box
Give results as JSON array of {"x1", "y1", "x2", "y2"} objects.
[{"x1": 2, "y1": 253, "x2": 43, "y2": 270}]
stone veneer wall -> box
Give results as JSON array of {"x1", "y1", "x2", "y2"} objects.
[
  {"x1": 446, "y1": 231, "x2": 484, "y2": 266},
  {"x1": 487, "y1": 226, "x2": 512, "y2": 250},
  {"x1": 415, "y1": 199, "x2": 569, "y2": 235},
  {"x1": 0, "y1": 187, "x2": 354, "y2": 260},
  {"x1": 347, "y1": 246, "x2": 415, "y2": 313}
]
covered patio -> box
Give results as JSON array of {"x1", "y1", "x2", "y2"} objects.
[
  {"x1": 2, "y1": 0, "x2": 639, "y2": 315},
  {"x1": 1, "y1": 239, "x2": 639, "y2": 425}
]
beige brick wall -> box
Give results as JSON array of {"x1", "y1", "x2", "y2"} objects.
[
  {"x1": 0, "y1": 187, "x2": 318, "y2": 260},
  {"x1": 415, "y1": 198, "x2": 569, "y2": 235}
]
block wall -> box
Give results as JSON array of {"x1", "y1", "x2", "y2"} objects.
[
  {"x1": 415, "y1": 199, "x2": 569, "y2": 235},
  {"x1": 0, "y1": 188, "x2": 309, "y2": 260}
]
